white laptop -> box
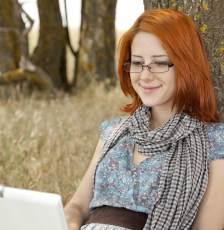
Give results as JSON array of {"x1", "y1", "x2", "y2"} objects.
[{"x1": 0, "y1": 185, "x2": 69, "y2": 230}]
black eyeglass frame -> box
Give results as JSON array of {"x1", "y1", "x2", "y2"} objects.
[{"x1": 123, "y1": 62, "x2": 174, "y2": 74}]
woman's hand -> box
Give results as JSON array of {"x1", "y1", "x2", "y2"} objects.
[
  {"x1": 67, "y1": 222, "x2": 80, "y2": 230},
  {"x1": 64, "y1": 139, "x2": 104, "y2": 230}
]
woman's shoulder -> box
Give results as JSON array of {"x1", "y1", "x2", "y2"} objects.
[
  {"x1": 206, "y1": 122, "x2": 224, "y2": 161},
  {"x1": 99, "y1": 116, "x2": 128, "y2": 142},
  {"x1": 206, "y1": 122, "x2": 224, "y2": 139}
]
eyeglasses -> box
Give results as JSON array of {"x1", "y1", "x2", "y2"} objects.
[{"x1": 123, "y1": 61, "x2": 174, "y2": 73}]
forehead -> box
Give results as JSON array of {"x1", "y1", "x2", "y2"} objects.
[{"x1": 131, "y1": 32, "x2": 168, "y2": 58}]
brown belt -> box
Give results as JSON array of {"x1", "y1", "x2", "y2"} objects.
[{"x1": 83, "y1": 206, "x2": 148, "y2": 230}]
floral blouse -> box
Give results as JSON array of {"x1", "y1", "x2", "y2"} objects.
[{"x1": 89, "y1": 117, "x2": 224, "y2": 214}]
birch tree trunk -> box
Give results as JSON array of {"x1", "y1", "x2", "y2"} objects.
[
  {"x1": 76, "y1": 0, "x2": 117, "y2": 88},
  {"x1": 143, "y1": 0, "x2": 224, "y2": 120}
]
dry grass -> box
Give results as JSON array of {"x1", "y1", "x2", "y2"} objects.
[{"x1": 0, "y1": 82, "x2": 129, "y2": 204}]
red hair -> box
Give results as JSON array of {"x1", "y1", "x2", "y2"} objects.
[{"x1": 117, "y1": 9, "x2": 219, "y2": 122}]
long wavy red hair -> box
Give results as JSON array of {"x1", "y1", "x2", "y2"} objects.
[{"x1": 118, "y1": 9, "x2": 219, "y2": 122}]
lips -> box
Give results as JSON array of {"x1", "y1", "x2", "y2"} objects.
[{"x1": 140, "y1": 84, "x2": 162, "y2": 90}]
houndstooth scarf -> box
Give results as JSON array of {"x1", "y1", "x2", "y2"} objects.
[{"x1": 94, "y1": 105, "x2": 210, "y2": 230}]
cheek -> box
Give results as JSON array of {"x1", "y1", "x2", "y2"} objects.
[
  {"x1": 128, "y1": 77, "x2": 138, "y2": 95},
  {"x1": 130, "y1": 77, "x2": 137, "y2": 88},
  {"x1": 167, "y1": 77, "x2": 176, "y2": 97},
  {"x1": 167, "y1": 71, "x2": 176, "y2": 90}
]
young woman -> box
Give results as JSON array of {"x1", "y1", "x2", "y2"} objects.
[{"x1": 64, "y1": 9, "x2": 224, "y2": 230}]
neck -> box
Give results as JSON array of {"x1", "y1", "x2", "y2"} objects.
[{"x1": 150, "y1": 106, "x2": 177, "y2": 129}]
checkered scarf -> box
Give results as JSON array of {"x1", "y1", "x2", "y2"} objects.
[{"x1": 96, "y1": 105, "x2": 209, "y2": 230}]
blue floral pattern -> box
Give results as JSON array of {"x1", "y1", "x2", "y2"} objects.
[{"x1": 89, "y1": 117, "x2": 224, "y2": 215}]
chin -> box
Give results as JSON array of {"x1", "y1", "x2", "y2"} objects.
[
  {"x1": 141, "y1": 101, "x2": 154, "y2": 107},
  {"x1": 139, "y1": 97, "x2": 155, "y2": 107},
  {"x1": 141, "y1": 99, "x2": 164, "y2": 108}
]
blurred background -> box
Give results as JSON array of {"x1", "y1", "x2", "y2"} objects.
[{"x1": 0, "y1": 0, "x2": 223, "y2": 204}]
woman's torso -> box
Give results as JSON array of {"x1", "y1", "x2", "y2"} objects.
[{"x1": 83, "y1": 117, "x2": 224, "y2": 229}]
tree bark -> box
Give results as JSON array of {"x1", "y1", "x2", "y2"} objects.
[
  {"x1": 76, "y1": 0, "x2": 117, "y2": 88},
  {"x1": 0, "y1": 0, "x2": 23, "y2": 73},
  {"x1": 31, "y1": 0, "x2": 67, "y2": 88},
  {"x1": 143, "y1": 0, "x2": 224, "y2": 120}
]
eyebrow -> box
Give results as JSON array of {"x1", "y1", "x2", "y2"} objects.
[{"x1": 132, "y1": 54, "x2": 169, "y2": 58}]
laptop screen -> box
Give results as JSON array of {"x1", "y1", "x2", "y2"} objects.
[{"x1": 0, "y1": 185, "x2": 68, "y2": 230}]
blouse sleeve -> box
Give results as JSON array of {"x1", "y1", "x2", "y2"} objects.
[
  {"x1": 207, "y1": 123, "x2": 224, "y2": 161},
  {"x1": 99, "y1": 116, "x2": 125, "y2": 143}
]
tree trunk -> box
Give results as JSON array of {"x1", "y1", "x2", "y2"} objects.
[
  {"x1": 76, "y1": 0, "x2": 117, "y2": 88},
  {"x1": 0, "y1": 0, "x2": 23, "y2": 73},
  {"x1": 143, "y1": 0, "x2": 224, "y2": 120},
  {"x1": 31, "y1": 0, "x2": 66, "y2": 88}
]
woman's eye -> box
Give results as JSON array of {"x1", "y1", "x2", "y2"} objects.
[
  {"x1": 131, "y1": 61, "x2": 143, "y2": 66},
  {"x1": 154, "y1": 62, "x2": 169, "y2": 66}
]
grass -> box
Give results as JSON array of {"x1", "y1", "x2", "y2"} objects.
[
  {"x1": 0, "y1": 82, "x2": 129, "y2": 204},
  {"x1": 0, "y1": 26, "x2": 128, "y2": 204}
]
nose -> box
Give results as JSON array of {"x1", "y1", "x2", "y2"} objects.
[{"x1": 140, "y1": 65, "x2": 155, "y2": 81}]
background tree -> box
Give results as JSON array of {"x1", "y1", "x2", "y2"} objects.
[
  {"x1": 0, "y1": 0, "x2": 54, "y2": 90},
  {"x1": 143, "y1": 0, "x2": 224, "y2": 120},
  {"x1": 0, "y1": 0, "x2": 23, "y2": 73},
  {"x1": 31, "y1": 0, "x2": 67, "y2": 88},
  {"x1": 76, "y1": 0, "x2": 117, "y2": 88}
]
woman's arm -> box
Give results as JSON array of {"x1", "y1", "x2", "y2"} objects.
[
  {"x1": 192, "y1": 159, "x2": 224, "y2": 230},
  {"x1": 64, "y1": 139, "x2": 104, "y2": 230}
]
